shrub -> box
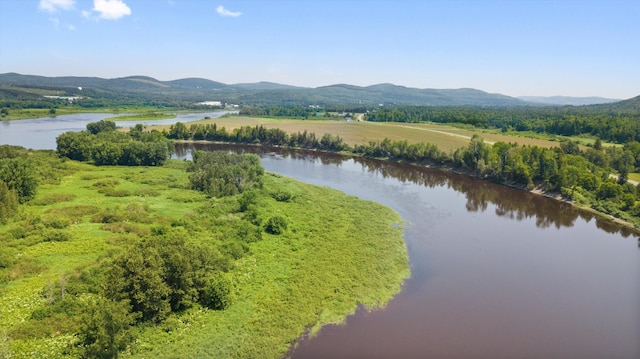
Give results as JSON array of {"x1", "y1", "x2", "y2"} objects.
[
  {"x1": 201, "y1": 272, "x2": 232, "y2": 310},
  {"x1": 42, "y1": 216, "x2": 71, "y2": 229},
  {"x1": 270, "y1": 190, "x2": 293, "y2": 202},
  {"x1": 31, "y1": 193, "x2": 76, "y2": 206},
  {"x1": 42, "y1": 229, "x2": 72, "y2": 242},
  {"x1": 264, "y1": 215, "x2": 287, "y2": 235},
  {"x1": 102, "y1": 189, "x2": 131, "y2": 197}
]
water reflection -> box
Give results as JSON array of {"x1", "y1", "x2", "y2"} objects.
[{"x1": 175, "y1": 142, "x2": 638, "y2": 239}]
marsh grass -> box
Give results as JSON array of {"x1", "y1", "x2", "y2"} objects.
[{"x1": 0, "y1": 155, "x2": 408, "y2": 359}]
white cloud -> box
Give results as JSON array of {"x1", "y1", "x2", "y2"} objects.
[
  {"x1": 39, "y1": 0, "x2": 75, "y2": 13},
  {"x1": 216, "y1": 5, "x2": 241, "y2": 17},
  {"x1": 91, "y1": 0, "x2": 132, "y2": 20}
]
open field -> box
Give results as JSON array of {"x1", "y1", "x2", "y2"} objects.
[
  {"x1": 151, "y1": 115, "x2": 568, "y2": 153},
  {"x1": 0, "y1": 152, "x2": 408, "y2": 358}
]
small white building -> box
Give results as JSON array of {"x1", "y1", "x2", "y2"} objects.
[{"x1": 197, "y1": 101, "x2": 223, "y2": 107}]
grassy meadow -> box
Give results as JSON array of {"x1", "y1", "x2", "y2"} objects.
[{"x1": 0, "y1": 151, "x2": 408, "y2": 358}]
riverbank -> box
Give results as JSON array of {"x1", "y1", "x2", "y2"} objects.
[
  {"x1": 0, "y1": 107, "x2": 218, "y2": 121},
  {"x1": 0, "y1": 150, "x2": 409, "y2": 358},
  {"x1": 176, "y1": 139, "x2": 640, "y2": 233}
]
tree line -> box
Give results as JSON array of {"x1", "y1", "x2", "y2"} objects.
[
  {"x1": 168, "y1": 122, "x2": 348, "y2": 152},
  {"x1": 56, "y1": 121, "x2": 172, "y2": 166},
  {"x1": 365, "y1": 106, "x2": 640, "y2": 144}
]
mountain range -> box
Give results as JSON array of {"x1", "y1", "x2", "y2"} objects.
[{"x1": 0, "y1": 73, "x2": 634, "y2": 108}]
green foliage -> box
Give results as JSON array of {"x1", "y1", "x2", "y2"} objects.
[
  {"x1": 56, "y1": 129, "x2": 171, "y2": 166},
  {"x1": 105, "y1": 236, "x2": 217, "y2": 323},
  {"x1": 0, "y1": 180, "x2": 19, "y2": 223},
  {"x1": 264, "y1": 215, "x2": 288, "y2": 235},
  {"x1": 78, "y1": 298, "x2": 138, "y2": 359},
  {"x1": 270, "y1": 189, "x2": 293, "y2": 202},
  {"x1": 0, "y1": 151, "x2": 410, "y2": 358},
  {"x1": 365, "y1": 105, "x2": 640, "y2": 144},
  {"x1": 188, "y1": 151, "x2": 264, "y2": 197},
  {"x1": 86, "y1": 120, "x2": 117, "y2": 135},
  {"x1": 201, "y1": 272, "x2": 232, "y2": 310},
  {"x1": 0, "y1": 157, "x2": 38, "y2": 203}
]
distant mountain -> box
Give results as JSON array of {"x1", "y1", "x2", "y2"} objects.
[
  {"x1": 0, "y1": 72, "x2": 534, "y2": 107},
  {"x1": 167, "y1": 78, "x2": 230, "y2": 90},
  {"x1": 232, "y1": 82, "x2": 304, "y2": 91},
  {"x1": 305, "y1": 84, "x2": 529, "y2": 106},
  {"x1": 518, "y1": 96, "x2": 621, "y2": 106},
  {"x1": 586, "y1": 95, "x2": 640, "y2": 112}
]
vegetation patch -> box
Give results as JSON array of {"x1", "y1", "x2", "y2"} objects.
[
  {"x1": 0, "y1": 149, "x2": 408, "y2": 359},
  {"x1": 105, "y1": 112, "x2": 176, "y2": 121}
]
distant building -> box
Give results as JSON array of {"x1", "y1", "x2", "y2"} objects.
[
  {"x1": 43, "y1": 96, "x2": 82, "y2": 102},
  {"x1": 197, "y1": 101, "x2": 223, "y2": 107}
]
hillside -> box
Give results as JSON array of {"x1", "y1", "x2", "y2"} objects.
[
  {"x1": 518, "y1": 96, "x2": 621, "y2": 106},
  {"x1": 0, "y1": 73, "x2": 532, "y2": 107}
]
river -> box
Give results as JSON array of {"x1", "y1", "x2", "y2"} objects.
[
  {"x1": 2, "y1": 120, "x2": 639, "y2": 358},
  {"x1": 177, "y1": 143, "x2": 640, "y2": 359},
  {"x1": 0, "y1": 111, "x2": 231, "y2": 150}
]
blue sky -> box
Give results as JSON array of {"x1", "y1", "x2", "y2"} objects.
[{"x1": 0, "y1": 0, "x2": 638, "y2": 98}]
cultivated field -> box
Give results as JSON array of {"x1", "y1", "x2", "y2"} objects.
[{"x1": 151, "y1": 115, "x2": 566, "y2": 153}]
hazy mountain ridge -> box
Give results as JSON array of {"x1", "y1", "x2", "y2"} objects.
[
  {"x1": 0, "y1": 73, "x2": 634, "y2": 107},
  {"x1": 518, "y1": 96, "x2": 621, "y2": 106}
]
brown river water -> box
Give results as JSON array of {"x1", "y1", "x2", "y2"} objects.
[{"x1": 176, "y1": 143, "x2": 640, "y2": 359}]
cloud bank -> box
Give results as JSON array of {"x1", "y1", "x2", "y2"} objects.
[
  {"x1": 216, "y1": 5, "x2": 241, "y2": 17},
  {"x1": 39, "y1": 0, "x2": 75, "y2": 13}
]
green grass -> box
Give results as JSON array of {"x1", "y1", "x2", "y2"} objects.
[
  {"x1": 0, "y1": 106, "x2": 187, "y2": 121},
  {"x1": 629, "y1": 173, "x2": 640, "y2": 182},
  {"x1": 0, "y1": 155, "x2": 409, "y2": 359}
]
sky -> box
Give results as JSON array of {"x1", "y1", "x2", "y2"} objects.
[{"x1": 0, "y1": 0, "x2": 638, "y2": 99}]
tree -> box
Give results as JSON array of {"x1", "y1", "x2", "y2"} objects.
[
  {"x1": 78, "y1": 298, "x2": 137, "y2": 359},
  {"x1": 593, "y1": 137, "x2": 603, "y2": 151},
  {"x1": 86, "y1": 120, "x2": 117, "y2": 135},
  {"x1": 106, "y1": 246, "x2": 171, "y2": 323},
  {"x1": 188, "y1": 151, "x2": 264, "y2": 197},
  {"x1": 0, "y1": 158, "x2": 38, "y2": 203},
  {"x1": 0, "y1": 181, "x2": 19, "y2": 223}
]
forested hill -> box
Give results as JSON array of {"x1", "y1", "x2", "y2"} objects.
[
  {"x1": 588, "y1": 95, "x2": 640, "y2": 112},
  {"x1": 1, "y1": 72, "x2": 530, "y2": 107}
]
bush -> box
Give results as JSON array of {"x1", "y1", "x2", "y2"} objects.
[
  {"x1": 42, "y1": 229, "x2": 72, "y2": 242},
  {"x1": 201, "y1": 272, "x2": 232, "y2": 310},
  {"x1": 31, "y1": 193, "x2": 76, "y2": 206},
  {"x1": 270, "y1": 190, "x2": 293, "y2": 202},
  {"x1": 42, "y1": 216, "x2": 71, "y2": 229},
  {"x1": 264, "y1": 215, "x2": 287, "y2": 235}
]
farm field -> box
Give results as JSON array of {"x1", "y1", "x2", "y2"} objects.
[{"x1": 152, "y1": 115, "x2": 566, "y2": 153}]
